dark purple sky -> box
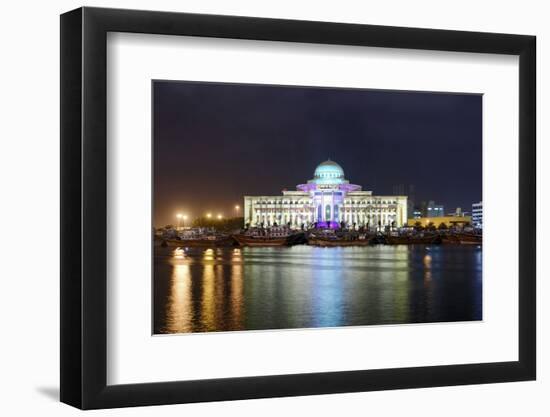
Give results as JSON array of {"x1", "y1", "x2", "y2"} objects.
[{"x1": 153, "y1": 81, "x2": 481, "y2": 227}]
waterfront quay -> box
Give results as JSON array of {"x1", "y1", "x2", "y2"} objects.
[{"x1": 155, "y1": 224, "x2": 482, "y2": 249}]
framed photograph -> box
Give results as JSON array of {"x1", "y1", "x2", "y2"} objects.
[{"x1": 60, "y1": 7, "x2": 536, "y2": 409}]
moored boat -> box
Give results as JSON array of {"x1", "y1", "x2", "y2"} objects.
[
  {"x1": 440, "y1": 234, "x2": 459, "y2": 244},
  {"x1": 232, "y1": 226, "x2": 305, "y2": 247},
  {"x1": 384, "y1": 235, "x2": 410, "y2": 245},
  {"x1": 232, "y1": 234, "x2": 290, "y2": 247},
  {"x1": 440, "y1": 233, "x2": 482, "y2": 245},
  {"x1": 160, "y1": 236, "x2": 235, "y2": 247},
  {"x1": 307, "y1": 236, "x2": 373, "y2": 247},
  {"x1": 385, "y1": 234, "x2": 441, "y2": 245},
  {"x1": 455, "y1": 233, "x2": 482, "y2": 245}
]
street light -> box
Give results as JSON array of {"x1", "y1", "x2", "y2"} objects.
[
  {"x1": 206, "y1": 213, "x2": 212, "y2": 219},
  {"x1": 176, "y1": 213, "x2": 183, "y2": 230},
  {"x1": 235, "y1": 205, "x2": 240, "y2": 211},
  {"x1": 182, "y1": 214, "x2": 188, "y2": 228},
  {"x1": 217, "y1": 214, "x2": 223, "y2": 220}
]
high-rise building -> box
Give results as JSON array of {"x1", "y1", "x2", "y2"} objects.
[{"x1": 472, "y1": 201, "x2": 483, "y2": 229}]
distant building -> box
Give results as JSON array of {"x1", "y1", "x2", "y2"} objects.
[
  {"x1": 426, "y1": 201, "x2": 445, "y2": 217},
  {"x1": 447, "y1": 207, "x2": 469, "y2": 217},
  {"x1": 244, "y1": 159, "x2": 408, "y2": 230},
  {"x1": 472, "y1": 201, "x2": 483, "y2": 229},
  {"x1": 414, "y1": 200, "x2": 445, "y2": 218}
]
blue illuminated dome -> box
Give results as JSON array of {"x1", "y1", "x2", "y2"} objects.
[{"x1": 313, "y1": 159, "x2": 345, "y2": 184}]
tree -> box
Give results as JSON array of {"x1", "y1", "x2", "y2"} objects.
[{"x1": 438, "y1": 222, "x2": 448, "y2": 231}]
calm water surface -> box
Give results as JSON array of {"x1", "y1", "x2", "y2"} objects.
[{"x1": 153, "y1": 245, "x2": 482, "y2": 334}]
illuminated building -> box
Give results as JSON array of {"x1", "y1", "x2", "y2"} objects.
[
  {"x1": 472, "y1": 201, "x2": 483, "y2": 229},
  {"x1": 244, "y1": 159, "x2": 408, "y2": 229},
  {"x1": 412, "y1": 200, "x2": 445, "y2": 218}
]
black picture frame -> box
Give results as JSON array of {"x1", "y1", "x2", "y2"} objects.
[{"x1": 60, "y1": 6, "x2": 536, "y2": 410}]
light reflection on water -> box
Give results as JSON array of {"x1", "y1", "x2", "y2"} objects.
[
  {"x1": 165, "y1": 263, "x2": 192, "y2": 333},
  {"x1": 154, "y1": 245, "x2": 482, "y2": 334}
]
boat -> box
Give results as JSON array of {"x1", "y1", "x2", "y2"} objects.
[
  {"x1": 160, "y1": 236, "x2": 235, "y2": 247},
  {"x1": 455, "y1": 233, "x2": 482, "y2": 245},
  {"x1": 440, "y1": 233, "x2": 482, "y2": 245},
  {"x1": 385, "y1": 234, "x2": 441, "y2": 245},
  {"x1": 306, "y1": 230, "x2": 374, "y2": 247},
  {"x1": 383, "y1": 235, "x2": 410, "y2": 245},
  {"x1": 232, "y1": 226, "x2": 306, "y2": 247},
  {"x1": 411, "y1": 234, "x2": 441, "y2": 244},
  {"x1": 307, "y1": 236, "x2": 373, "y2": 247},
  {"x1": 232, "y1": 234, "x2": 291, "y2": 247},
  {"x1": 440, "y1": 234, "x2": 459, "y2": 244}
]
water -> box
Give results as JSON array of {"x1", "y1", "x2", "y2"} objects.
[{"x1": 153, "y1": 245, "x2": 482, "y2": 334}]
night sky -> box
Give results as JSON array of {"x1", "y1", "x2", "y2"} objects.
[{"x1": 153, "y1": 81, "x2": 481, "y2": 227}]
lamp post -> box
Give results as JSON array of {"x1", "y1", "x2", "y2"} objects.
[
  {"x1": 182, "y1": 214, "x2": 188, "y2": 228},
  {"x1": 176, "y1": 213, "x2": 183, "y2": 230},
  {"x1": 217, "y1": 214, "x2": 223, "y2": 220}
]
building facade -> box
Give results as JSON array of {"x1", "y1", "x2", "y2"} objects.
[
  {"x1": 244, "y1": 159, "x2": 408, "y2": 230},
  {"x1": 472, "y1": 201, "x2": 483, "y2": 229}
]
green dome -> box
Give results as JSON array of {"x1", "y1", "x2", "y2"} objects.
[{"x1": 313, "y1": 159, "x2": 345, "y2": 184}]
